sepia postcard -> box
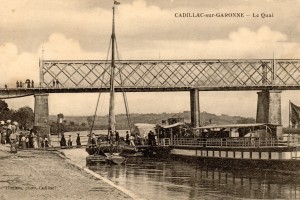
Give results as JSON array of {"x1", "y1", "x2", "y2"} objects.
[{"x1": 0, "y1": 0, "x2": 300, "y2": 199}]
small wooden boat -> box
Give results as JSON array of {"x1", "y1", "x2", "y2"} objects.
[
  {"x1": 105, "y1": 153, "x2": 127, "y2": 165},
  {"x1": 86, "y1": 155, "x2": 107, "y2": 165},
  {"x1": 86, "y1": 3, "x2": 134, "y2": 164}
]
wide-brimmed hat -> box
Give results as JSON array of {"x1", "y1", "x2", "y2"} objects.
[
  {"x1": 0, "y1": 121, "x2": 4, "y2": 125},
  {"x1": 13, "y1": 121, "x2": 18, "y2": 125},
  {"x1": 6, "y1": 120, "x2": 11, "y2": 123}
]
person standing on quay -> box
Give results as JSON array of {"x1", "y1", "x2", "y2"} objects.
[
  {"x1": 21, "y1": 134, "x2": 26, "y2": 149},
  {"x1": 39, "y1": 136, "x2": 44, "y2": 148},
  {"x1": 125, "y1": 131, "x2": 130, "y2": 145},
  {"x1": 60, "y1": 134, "x2": 66, "y2": 147},
  {"x1": 44, "y1": 137, "x2": 49, "y2": 147},
  {"x1": 33, "y1": 137, "x2": 38, "y2": 148},
  {"x1": 76, "y1": 133, "x2": 81, "y2": 147},
  {"x1": 68, "y1": 135, "x2": 72, "y2": 147},
  {"x1": 9, "y1": 131, "x2": 17, "y2": 153},
  {"x1": 0, "y1": 121, "x2": 5, "y2": 145},
  {"x1": 25, "y1": 136, "x2": 29, "y2": 148},
  {"x1": 6, "y1": 120, "x2": 12, "y2": 144},
  {"x1": 115, "y1": 131, "x2": 120, "y2": 145}
]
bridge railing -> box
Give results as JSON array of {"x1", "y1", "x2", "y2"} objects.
[
  {"x1": 39, "y1": 59, "x2": 300, "y2": 89},
  {"x1": 171, "y1": 137, "x2": 297, "y2": 148}
]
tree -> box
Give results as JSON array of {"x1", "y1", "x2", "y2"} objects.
[
  {"x1": 13, "y1": 106, "x2": 34, "y2": 129},
  {"x1": 236, "y1": 117, "x2": 255, "y2": 124},
  {"x1": 87, "y1": 116, "x2": 93, "y2": 126},
  {"x1": 0, "y1": 100, "x2": 13, "y2": 121},
  {"x1": 69, "y1": 121, "x2": 75, "y2": 126},
  {"x1": 81, "y1": 122, "x2": 86, "y2": 127}
]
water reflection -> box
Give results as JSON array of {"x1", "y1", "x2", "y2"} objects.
[{"x1": 89, "y1": 158, "x2": 300, "y2": 200}]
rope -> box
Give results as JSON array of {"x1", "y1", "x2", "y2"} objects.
[
  {"x1": 89, "y1": 38, "x2": 112, "y2": 135},
  {"x1": 115, "y1": 37, "x2": 132, "y2": 132}
]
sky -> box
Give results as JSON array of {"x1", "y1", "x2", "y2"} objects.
[{"x1": 1, "y1": 0, "x2": 300, "y2": 126}]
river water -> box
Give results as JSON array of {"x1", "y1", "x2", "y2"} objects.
[{"x1": 53, "y1": 132, "x2": 300, "y2": 200}]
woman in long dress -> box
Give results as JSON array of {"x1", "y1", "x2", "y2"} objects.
[
  {"x1": 76, "y1": 133, "x2": 81, "y2": 147},
  {"x1": 33, "y1": 138, "x2": 38, "y2": 148},
  {"x1": 21, "y1": 135, "x2": 26, "y2": 149},
  {"x1": 60, "y1": 134, "x2": 66, "y2": 147}
]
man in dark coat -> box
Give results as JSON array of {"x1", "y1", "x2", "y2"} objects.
[
  {"x1": 76, "y1": 133, "x2": 81, "y2": 147},
  {"x1": 60, "y1": 134, "x2": 66, "y2": 147}
]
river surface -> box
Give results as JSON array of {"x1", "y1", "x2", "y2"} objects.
[{"x1": 54, "y1": 132, "x2": 300, "y2": 200}]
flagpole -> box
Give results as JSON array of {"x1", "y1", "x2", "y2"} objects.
[{"x1": 289, "y1": 100, "x2": 291, "y2": 146}]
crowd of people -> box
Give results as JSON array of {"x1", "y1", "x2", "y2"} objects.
[
  {"x1": 0, "y1": 120, "x2": 18, "y2": 146},
  {"x1": 0, "y1": 120, "x2": 51, "y2": 152},
  {"x1": 52, "y1": 79, "x2": 60, "y2": 88},
  {"x1": 60, "y1": 133, "x2": 81, "y2": 147},
  {"x1": 85, "y1": 130, "x2": 159, "y2": 148},
  {"x1": 125, "y1": 130, "x2": 157, "y2": 147},
  {"x1": 16, "y1": 79, "x2": 34, "y2": 88}
]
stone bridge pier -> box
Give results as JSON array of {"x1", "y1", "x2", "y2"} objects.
[
  {"x1": 190, "y1": 89, "x2": 200, "y2": 128},
  {"x1": 256, "y1": 90, "x2": 282, "y2": 125},
  {"x1": 34, "y1": 94, "x2": 50, "y2": 144}
]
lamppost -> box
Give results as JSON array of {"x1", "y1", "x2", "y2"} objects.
[{"x1": 57, "y1": 113, "x2": 64, "y2": 146}]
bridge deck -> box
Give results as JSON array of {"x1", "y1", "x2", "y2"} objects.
[{"x1": 0, "y1": 85, "x2": 300, "y2": 99}]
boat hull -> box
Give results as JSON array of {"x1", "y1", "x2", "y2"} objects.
[{"x1": 169, "y1": 146, "x2": 300, "y2": 171}]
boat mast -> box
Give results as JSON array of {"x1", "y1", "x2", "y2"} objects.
[{"x1": 108, "y1": 6, "x2": 116, "y2": 133}]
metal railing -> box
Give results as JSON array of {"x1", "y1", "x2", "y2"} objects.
[
  {"x1": 157, "y1": 138, "x2": 171, "y2": 146},
  {"x1": 171, "y1": 138, "x2": 297, "y2": 148}
]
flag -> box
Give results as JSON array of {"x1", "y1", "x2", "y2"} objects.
[
  {"x1": 114, "y1": 1, "x2": 120, "y2": 5},
  {"x1": 290, "y1": 102, "x2": 300, "y2": 126}
]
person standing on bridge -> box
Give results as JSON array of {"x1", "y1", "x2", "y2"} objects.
[
  {"x1": 53, "y1": 80, "x2": 55, "y2": 87},
  {"x1": 31, "y1": 80, "x2": 34, "y2": 88},
  {"x1": 56, "y1": 79, "x2": 60, "y2": 88},
  {"x1": 16, "y1": 81, "x2": 19, "y2": 88},
  {"x1": 26, "y1": 79, "x2": 30, "y2": 88}
]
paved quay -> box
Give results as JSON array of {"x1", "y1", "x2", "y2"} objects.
[{"x1": 0, "y1": 145, "x2": 133, "y2": 200}]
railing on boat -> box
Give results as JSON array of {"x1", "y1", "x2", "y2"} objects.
[
  {"x1": 157, "y1": 138, "x2": 171, "y2": 146},
  {"x1": 169, "y1": 138, "x2": 297, "y2": 148}
]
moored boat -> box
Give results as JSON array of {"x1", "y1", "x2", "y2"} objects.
[
  {"x1": 157, "y1": 123, "x2": 300, "y2": 170},
  {"x1": 86, "y1": 2, "x2": 128, "y2": 163}
]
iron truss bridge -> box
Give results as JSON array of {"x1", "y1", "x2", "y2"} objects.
[{"x1": 1, "y1": 59, "x2": 300, "y2": 99}]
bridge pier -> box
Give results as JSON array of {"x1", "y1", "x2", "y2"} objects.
[
  {"x1": 34, "y1": 94, "x2": 50, "y2": 146},
  {"x1": 256, "y1": 90, "x2": 282, "y2": 125},
  {"x1": 190, "y1": 89, "x2": 200, "y2": 128}
]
